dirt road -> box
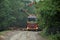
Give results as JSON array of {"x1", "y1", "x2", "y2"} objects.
[{"x1": 4, "y1": 31, "x2": 46, "y2": 40}]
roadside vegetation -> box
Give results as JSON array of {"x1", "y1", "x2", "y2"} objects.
[
  {"x1": 0, "y1": 30, "x2": 10, "y2": 35},
  {"x1": 0, "y1": 32, "x2": 4, "y2": 35},
  {"x1": 35, "y1": 0, "x2": 60, "y2": 40}
]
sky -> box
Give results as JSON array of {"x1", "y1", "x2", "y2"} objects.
[
  {"x1": 35, "y1": 0, "x2": 40, "y2": 2},
  {"x1": 30, "y1": 0, "x2": 40, "y2": 2},
  {"x1": 24, "y1": 0, "x2": 40, "y2": 2}
]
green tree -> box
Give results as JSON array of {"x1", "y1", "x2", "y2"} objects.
[
  {"x1": 0, "y1": 0, "x2": 36, "y2": 31},
  {"x1": 35, "y1": 0, "x2": 60, "y2": 34}
]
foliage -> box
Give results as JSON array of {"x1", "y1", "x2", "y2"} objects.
[
  {"x1": 0, "y1": 0, "x2": 29, "y2": 31},
  {"x1": 35, "y1": 0, "x2": 60, "y2": 34},
  {"x1": 48, "y1": 33, "x2": 60, "y2": 40}
]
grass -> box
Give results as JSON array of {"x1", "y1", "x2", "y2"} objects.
[
  {"x1": 40, "y1": 28, "x2": 60, "y2": 40},
  {"x1": 0, "y1": 31, "x2": 6, "y2": 35},
  {"x1": 47, "y1": 33, "x2": 60, "y2": 40},
  {"x1": 40, "y1": 31, "x2": 60, "y2": 40},
  {"x1": 0, "y1": 30, "x2": 10, "y2": 35}
]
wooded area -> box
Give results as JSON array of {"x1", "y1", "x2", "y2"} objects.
[
  {"x1": 35, "y1": 0, "x2": 60, "y2": 40},
  {"x1": 36, "y1": 0, "x2": 60, "y2": 34},
  {"x1": 0, "y1": 0, "x2": 60, "y2": 40}
]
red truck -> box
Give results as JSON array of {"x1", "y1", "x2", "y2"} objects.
[{"x1": 27, "y1": 15, "x2": 38, "y2": 30}]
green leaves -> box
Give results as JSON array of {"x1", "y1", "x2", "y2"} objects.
[
  {"x1": 0, "y1": 0, "x2": 27, "y2": 29},
  {"x1": 0, "y1": 0, "x2": 37, "y2": 30},
  {"x1": 35, "y1": 0, "x2": 60, "y2": 34}
]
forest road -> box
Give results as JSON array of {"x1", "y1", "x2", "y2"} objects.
[{"x1": 6, "y1": 31, "x2": 46, "y2": 40}]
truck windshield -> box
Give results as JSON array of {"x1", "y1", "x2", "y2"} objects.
[{"x1": 28, "y1": 18, "x2": 36, "y2": 21}]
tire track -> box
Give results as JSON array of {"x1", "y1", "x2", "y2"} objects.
[{"x1": 7, "y1": 31, "x2": 46, "y2": 40}]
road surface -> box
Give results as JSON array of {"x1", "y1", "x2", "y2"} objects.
[{"x1": 5, "y1": 31, "x2": 46, "y2": 40}]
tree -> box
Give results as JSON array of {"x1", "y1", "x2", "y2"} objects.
[
  {"x1": 35, "y1": 0, "x2": 60, "y2": 34},
  {"x1": 0, "y1": 0, "x2": 36, "y2": 31}
]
